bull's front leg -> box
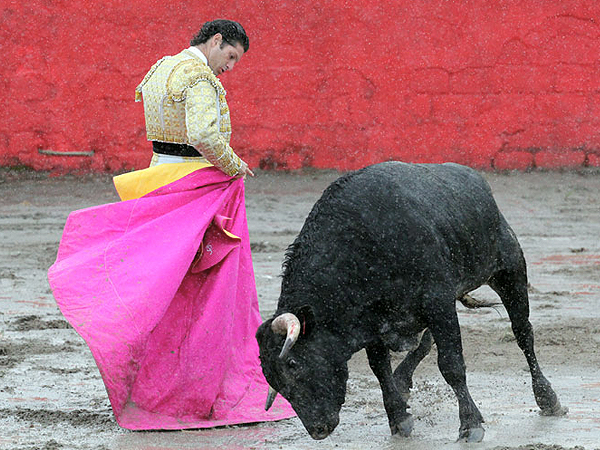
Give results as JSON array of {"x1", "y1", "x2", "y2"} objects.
[
  {"x1": 427, "y1": 303, "x2": 485, "y2": 442},
  {"x1": 365, "y1": 341, "x2": 414, "y2": 437}
]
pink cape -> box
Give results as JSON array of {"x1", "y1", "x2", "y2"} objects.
[{"x1": 48, "y1": 167, "x2": 295, "y2": 430}]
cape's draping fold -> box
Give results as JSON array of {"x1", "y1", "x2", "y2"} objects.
[{"x1": 48, "y1": 166, "x2": 294, "y2": 429}]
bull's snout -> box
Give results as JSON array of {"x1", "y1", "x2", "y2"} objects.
[
  {"x1": 309, "y1": 424, "x2": 334, "y2": 440},
  {"x1": 306, "y1": 415, "x2": 340, "y2": 440}
]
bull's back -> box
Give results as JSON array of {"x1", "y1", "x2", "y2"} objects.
[{"x1": 310, "y1": 162, "x2": 514, "y2": 290}]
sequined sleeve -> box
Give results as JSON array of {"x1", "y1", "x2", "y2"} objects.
[{"x1": 185, "y1": 80, "x2": 243, "y2": 177}]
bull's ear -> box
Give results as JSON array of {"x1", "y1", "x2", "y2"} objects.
[{"x1": 295, "y1": 305, "x2": 316, "y2": 336}]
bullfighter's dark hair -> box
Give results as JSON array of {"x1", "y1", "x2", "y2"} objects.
[{"x1": 190, "y1": 19, "x2": 249, "y2": 52}]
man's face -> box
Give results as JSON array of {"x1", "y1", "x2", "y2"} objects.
[{"x1": 207, "y1": 34, "x2": 245, "y2": 76}]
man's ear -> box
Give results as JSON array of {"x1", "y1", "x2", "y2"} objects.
[
  {"x1": 212, "y1": 33, "x2": 223, "y2": 47},
  {"x1": 295, "y1": 305, "x2": 316, "y2": 337}
]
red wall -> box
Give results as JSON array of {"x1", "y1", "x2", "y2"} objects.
[{"x1": 2, "y1": 0, "x2": 600, "y2": 172}]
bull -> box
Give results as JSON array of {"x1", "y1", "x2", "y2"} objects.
[{"x1": 256, "y1": 162, "x2": 566, "y2": 442}]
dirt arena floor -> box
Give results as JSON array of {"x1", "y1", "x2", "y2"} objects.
[{"x1": 0, "y1": 166, "x2": 599, "y2": 450}]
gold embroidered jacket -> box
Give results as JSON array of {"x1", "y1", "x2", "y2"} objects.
[{"x1": 135, "y1": 49, "x2": 242, "y2": 176}]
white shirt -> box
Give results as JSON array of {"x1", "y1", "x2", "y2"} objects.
[{"x1": 187, "y1": 46, "x2": 208, "y2": 65}]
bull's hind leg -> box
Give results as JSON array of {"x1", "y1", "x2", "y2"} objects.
[
  {"x1": 393, "y1": 329, "x2": 433, "y2": 402},
  {"x1": 426, "y1": 298, "x2": 485, "y2": 442},
  {"x1": 366, "y1": 342, "x2": 414, "y2": 437},
  {"x1": 489, "y1": 269, "x2": 567, "y2": 416}
]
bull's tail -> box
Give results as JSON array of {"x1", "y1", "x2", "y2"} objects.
[{"x1": 458, "y1": 293, "x2": 501, "y2": 309}]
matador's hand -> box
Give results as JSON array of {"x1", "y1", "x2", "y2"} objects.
[{"x1": 237, "y1": 161, "x2": 255, "y2": 179}]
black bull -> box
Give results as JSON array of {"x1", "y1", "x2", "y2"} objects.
[{"x1": 256, "y1": 162, "x2": 567, "y2": 442}]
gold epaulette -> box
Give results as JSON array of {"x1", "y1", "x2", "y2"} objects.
[
  {"x1": 135, "y1": 56, "x2": 169, "y2": 102},
  {"x1": 167, "y1": 59, "x2": 226, "y2": 103}
]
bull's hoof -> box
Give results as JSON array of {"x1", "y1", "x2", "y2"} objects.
[
  {"x1": 540, "y1": 401, "x2": 568, "y2": 416},
  {"x1": 391, "y1": 415, "x2": 414, "y2": 437},
  {"x1": 457, "y1": 426, "x2": 485, "y2": 443}
]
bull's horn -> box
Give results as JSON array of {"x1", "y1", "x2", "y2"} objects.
[
  {"x1": 265, "y1": 386, "x2": 277, "y2": 411},
  {"x1": 271, "y1": 313, "x2": 301, "y2": 358}
]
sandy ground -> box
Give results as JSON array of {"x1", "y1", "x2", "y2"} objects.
[{"x1": 0, "y1": 166, "x2": 599, "y2": 450}]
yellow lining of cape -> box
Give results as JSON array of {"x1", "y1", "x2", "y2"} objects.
[
  {"x1": 113, "y1": 161, "x2": 213, "y2": 201},
  {"x1": 217, "y1": 217, "x2": 240, "y2": 240}
]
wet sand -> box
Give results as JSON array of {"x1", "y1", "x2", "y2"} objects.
[{"x1": 0, "y1": 167, "x2": 599, "y2": 450}]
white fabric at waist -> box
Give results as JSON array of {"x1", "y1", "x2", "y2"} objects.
[{"x1": 150, "y1": 152, "x2": 209, "y2": 167}]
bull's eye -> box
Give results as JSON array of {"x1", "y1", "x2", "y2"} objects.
[{"x1": 287, "y1": 358, "x2": 298, "y2": 369}]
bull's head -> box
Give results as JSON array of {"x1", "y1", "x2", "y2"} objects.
[{"x1": 256, "y1": 305, "x2": 349, "y2": 440}]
